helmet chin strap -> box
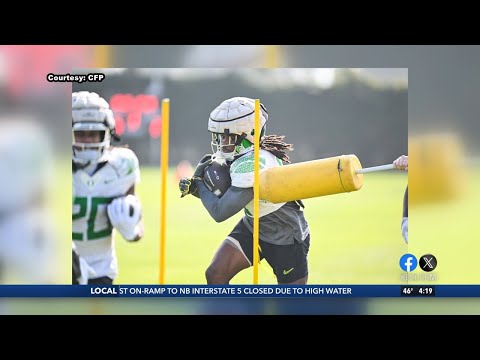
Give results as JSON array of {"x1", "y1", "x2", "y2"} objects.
[{"x1": 73, "y1": 146, "x2": 108, "y2": 167}]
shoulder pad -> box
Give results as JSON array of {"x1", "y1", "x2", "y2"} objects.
[{"x1": 107, "y1": 147, "x2": 140, "y2": 180}]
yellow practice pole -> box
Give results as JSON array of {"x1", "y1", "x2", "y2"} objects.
[
  {"x1": 264, "y1": 45, "x2": 281, "y2": 68},
  {"x1": 160, "y1": 98, "x2": 170, "y2": 284},
  {"x1": 93, "y1": 45, "x2": 112, "y2": 67},
  {"x1": 253, "y1": 99, "x2": 260, "y2": 284}
]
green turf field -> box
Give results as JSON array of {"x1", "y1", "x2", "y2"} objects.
[
  {"x1": 8, "y1": 165, "x2": 480, "y2": 314},
  {"x1": 407, "y1": 168, "x2": 480, "y2": 285},
  {"x1": 60, "y1": 163, "x2": 480, "y2": 287},
  {"x1": 114, "y1": 166, "x2": 409, "y2": 285}
]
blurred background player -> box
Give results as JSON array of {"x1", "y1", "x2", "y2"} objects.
[
  {"x1": 72, "y1": 91, "x2": 144, "y2": 285},
  {"x1": 393, "y1": 155, "x2": 408, "y2": 243},
  {"x1": 0, "y1": 119, "x2": 58, "y2": 284},
  {"x1": 180, "y1": 97, "x2": 310, "y2": 284}
]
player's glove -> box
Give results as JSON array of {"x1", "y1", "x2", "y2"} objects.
[
  {"x1": 393, "y1": 155, "x2": 408, "y2": 171},
  {"x1": 193, "y1": 154, "x2": 213, "y2": 180},
  {"x1": 179, "y1": 155, "x2": 212, "y2": 198},
  {"x1": 179, "y1": 177, "x2": 198, "y2": 198},
  {"x1": 107, "y1": 194, "x2": 142, "y2": 241}
]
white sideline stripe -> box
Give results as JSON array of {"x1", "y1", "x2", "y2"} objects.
[{"x1": 225, "y1": 236, "x2": 251, "y2": 266}]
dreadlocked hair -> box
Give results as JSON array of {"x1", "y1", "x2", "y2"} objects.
[{"x1": 260, "y1": 135, "x2": 294, "y2": 164}]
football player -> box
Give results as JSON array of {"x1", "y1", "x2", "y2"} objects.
[
  {"x1": 180, "y1": 97, "x2": 310, "y2": 285},
  {"x1": 72, "y1": 91, "x2": 143, "y2": 285}
]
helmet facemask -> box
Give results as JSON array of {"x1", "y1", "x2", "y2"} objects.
[
  {"x1": 211, "y1": 130, "x2": 252, "y2": 161},
  {"x1": 72, "y1": 122, "x2": 111, "y2": 165}
]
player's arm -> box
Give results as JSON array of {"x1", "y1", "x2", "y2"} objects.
[
  {"x1": 401, "y1": 186, "x2": 408, "y2": 243},
  {"x1": 195, "y1": 180, "x2": 253, "y2": 223},
  {"x1": 108, "y1": 149, "x2": 144, "y2": 242}
]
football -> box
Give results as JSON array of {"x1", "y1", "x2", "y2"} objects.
[
  {"x1": 123, "y1": 194, "x2": 138, "y2": 216},
  {"x1": 203, "y1": 160, "x2": 231, "y2": 197}
]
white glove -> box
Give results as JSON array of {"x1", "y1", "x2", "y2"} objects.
[
  {"x1": 107, "y1": 195, "x2": 142, "y2": 241},
  {"x1": 393, "y1": 155, "x2": 408, "y2": 171},
  {"x1": 401, "y1": 217, "x2": 408, "y2": 243}
]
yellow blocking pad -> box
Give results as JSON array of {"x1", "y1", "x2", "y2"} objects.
[{"x1": 259, "y1": 154, "x2": 363, "y2": 203}]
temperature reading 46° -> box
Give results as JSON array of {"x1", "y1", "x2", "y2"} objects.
[
  {"x1": 400, "y1": 286, "x2": 413, "y2": 296},
  {"x1": 401, "y1": 285, "x2": 436, "y2": 296}
]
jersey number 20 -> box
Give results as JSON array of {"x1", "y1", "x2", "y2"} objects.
[{"x1": 73, "y1": 197, "x2": 113, "y2": 241}]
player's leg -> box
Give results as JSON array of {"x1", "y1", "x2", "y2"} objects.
[
  {"x1": 88, "y1": 276, "x2": 113, "y2": 285},
  {"x1": 205, "y1": 241, "x2": 250, "y2": 284},
  {"x1": 72, "y1": 249, "x2": 81, "y2": 285},
  {"x1": 205, "y1": 220, "x2": 255, "y2": 284},
  {"x1": 263, "y1": 234, "x2": 310, "y2": 285}
]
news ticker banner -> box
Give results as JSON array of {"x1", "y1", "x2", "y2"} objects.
[{"x1": 1, "y1": 285, "x2": 480, "y2": 297}]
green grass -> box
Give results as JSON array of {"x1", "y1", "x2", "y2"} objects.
[
  {"x1": 115, "y1": 166, "x2": 409, "y2": 285},
  {"x1": 407, "y1": 168, "x2": 480, "y2": 284},
  {"x1": 9, "y1": 165, "x2": 480, "y2": 314},
  {"x1": 50, "y1": 163, "x2": 480, "y2": 287}
]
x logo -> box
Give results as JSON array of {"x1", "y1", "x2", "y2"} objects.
[
  {"x1": 422, "y1": 257, "x2": 434, "y2": 269},
  {"x1": 419, "y1": 254, "x2": 437, "y2": 272}
]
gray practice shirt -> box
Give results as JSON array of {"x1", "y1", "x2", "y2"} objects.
[{"x1": 195, "y1": 180, "x2": 310, "y2": 245}]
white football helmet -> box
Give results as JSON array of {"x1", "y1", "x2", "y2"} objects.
[
  {"x1": 208, "y1": 97, "x2": 268, "y2": 161},
  {"x1": 72, "y1": 91, "x2": 116, "y2": 165}
]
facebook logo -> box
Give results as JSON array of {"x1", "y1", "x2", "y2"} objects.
[{"x1": 399, "y1": 254, "x2": 418, "y2": 272}]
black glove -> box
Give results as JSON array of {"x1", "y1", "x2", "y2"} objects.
[
  {"x1": 179, "y1": 177, "x2": 198, "y2": 198},
  {"x1": 179, "y1": 155, "x2": 212, "y2": 198},
  {"x1": 193, "y1": 154, "x2": 213, "y2": 180}
]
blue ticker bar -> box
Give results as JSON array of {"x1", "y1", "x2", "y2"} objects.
[{"x1": 0, "y1": 284, "x2": 476, "y2": 297}]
